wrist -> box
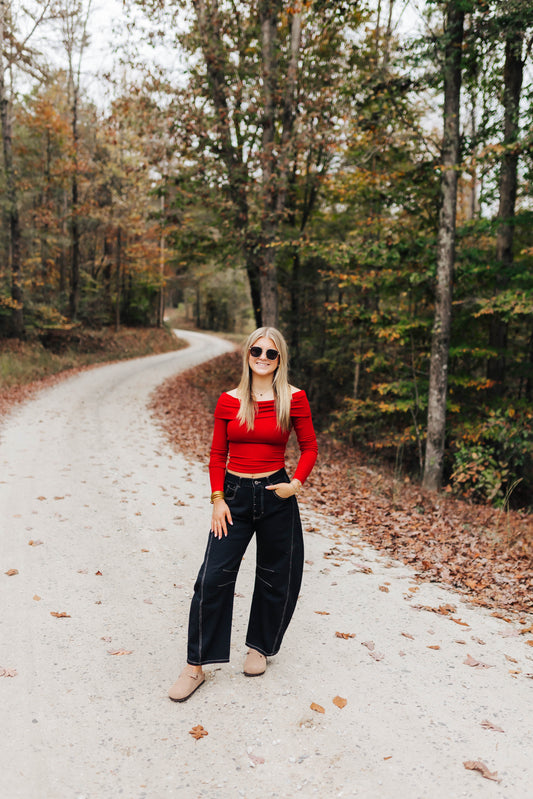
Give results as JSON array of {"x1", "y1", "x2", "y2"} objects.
[
  {"x1": 290, "y1": 479, "x2": 302, "y2": 496},
  {"x1": 210, "y1": 490, "x2": 225, "y2": 504}
]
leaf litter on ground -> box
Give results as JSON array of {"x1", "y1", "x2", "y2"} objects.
[{"x1": 149, "y1": 351, "x2": 533, "y2": 616}]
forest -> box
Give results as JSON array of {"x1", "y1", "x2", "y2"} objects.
[{"x1": 1, "y1": 0, "x2": 532, "y2": 508}]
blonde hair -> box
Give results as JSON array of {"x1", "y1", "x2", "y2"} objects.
[{"x1": 236, "y1": 327, "x2": 292, "y2": 431}]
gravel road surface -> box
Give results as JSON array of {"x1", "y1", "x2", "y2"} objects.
[{"x1": 1, "y1": 329, "x2": 532, "y2": 799}]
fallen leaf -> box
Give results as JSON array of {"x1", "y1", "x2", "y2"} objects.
[
  {"x1": 141, "y1": 548, "x2": 149, "y2": 552},
  {"x1": 248, "y1": 752, "x2": 265, "y2": 765},
  {"x1": 471, "y1": 636, "x2": 486, "y2": 645},
  {"x1": 315, "y1": 611, "x2": 330, "y2": 615},
  {"x1": 361, "y1": 640, "x2": 375, "y2": 650},
  {"x1": 335, "y1": 631, "x2": 356, "y2": 639},
  {"x1": 50, "y1": 611, "x2": 71, "y2": 618},
  {"x1": 401, "y1": 632, "x2": 414, "y2": 640},
  {"x1": 189, "y1": 724, "x2": 208, "y2": 740},
  {"x1": 412, "y1": 603, "x2": 456, "y2": 616},
  {"x1": 455, "y1": 639, "x2": 466, "y2": 644},
  {"x1": 107, "y1": 649, "x2": 132, "y2": 655},
  {"x1": 0, "y1": 668, "x2": 17, "y2": 677},
  {"x1": 37, "y1": 496, "x2": 46, "y2": 501},
  {"x1": 143, "y1": 598, "x2": 153, "y2": 604},
  {"x1": 491, "y1": 612, "x2": 512, "y2": 623},
  {"x1": 5, "y1": 569, "x2": 18, "y2": 576},
  {"x1": 481, "y1": 720, "x2": 504, "y2": 733},
  {"x1": 77, "y1": 569, "x2": 88, "y2": 574},
  {"x1": 101, "y1": 636, "x2": 112, "y2": 642},
  {"x1": 379, "y1": 585, "x2": 389, "y2": 593},
  {"x1": 427, "y1": 645, "x2": 441, "y2": 650},
  {"x1": 28, "y1": 539, "x2": 44, "y2": 546},
  {"x1": 464, "y1": 653, "x2": 493, "y2": 669},
  {"x1": 504, "y1": 654, "x2": 518, "y2": 663},
  {"x1": 463, "y1": 760, "x2": 501, "y2": 783},
  {"x1": 348, "y1": 564, "x2": 373, "y2": 574},
  {"x1": 310, "y1": 702, "x2": 325, "y2": 714},
  {"x1": 369, "y1": 650, "x2": 385, "y2": 661},
  {"x1": 333, "y1": 696, "x2": 347, "y2": 709},
  {"x1": 526, "y1": 640, "x2": 533, "y2": 647},
  {"x1": 451, "y1": 618, "x2": 470, "y2": 627},
  {"x1": 383, "y1": 755, "x2": 392, "y2": 760},
  {"x1": 33, "y1": 595, "x2": 41, "y2": 601}
]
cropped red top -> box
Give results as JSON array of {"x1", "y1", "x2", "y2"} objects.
[{"x1": 209, "y1": 390, "x2": 318, "y2": 492}]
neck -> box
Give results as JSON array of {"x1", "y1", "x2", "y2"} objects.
[{"x1": 252, "y1": 377, "x2": 274, "y2": 397}]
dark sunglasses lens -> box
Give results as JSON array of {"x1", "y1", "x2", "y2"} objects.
[{"x1": 249, "y1": 346, "x2": 279, "y2": 360}]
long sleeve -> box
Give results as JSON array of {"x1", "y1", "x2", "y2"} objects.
[
  {"x1": 291, "y1": 393, "x2": 318, "y2": 484},
  {"x1": 208, "y1": 397, "x2": 231, "y2": 492}
]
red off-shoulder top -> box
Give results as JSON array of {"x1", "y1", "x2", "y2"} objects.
[{"x1": 208, "y1": 390, "x2": 318, "y2": 492}]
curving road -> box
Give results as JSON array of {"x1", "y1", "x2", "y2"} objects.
[{"x1": 0, "y1": 329, "x2": 532, "y2": 799}]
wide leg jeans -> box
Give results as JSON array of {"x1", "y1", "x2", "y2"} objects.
[{"x1": 187, "y1": 468, "x2": 304, "y2": 665}]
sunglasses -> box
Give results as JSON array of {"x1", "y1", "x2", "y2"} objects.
[{"x1": 249, "y1": 346, "x2": 279, "y2": 361}]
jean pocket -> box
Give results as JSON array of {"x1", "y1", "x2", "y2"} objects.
[
  {"x1": 272, "y1": 483, "x2": 291, "y2": 501},
  {"x1": 223, "y1": 482, "x2": 239, "y2": 502}
]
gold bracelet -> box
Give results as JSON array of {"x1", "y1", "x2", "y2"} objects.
[
  {"x1": 210, "y1": 491, "x2": 225, "y2": 504},
  {"x1": 291, "y1": 479, "x2": 302, "y2": 495}
]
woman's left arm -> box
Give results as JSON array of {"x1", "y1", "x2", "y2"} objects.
[{"x1": 266, "y1": 392, "x2": 317, "y2": 498}]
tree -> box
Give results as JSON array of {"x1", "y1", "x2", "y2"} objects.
[
  {"x1": 423, "y1": 0, "x2": 465, "y2": 492},
  {"x1": 130, "y1": 0, "x2": 363, "y2": 326},
  {"x1": 487, "y1": 9, "x2": 526, "y2": 390},
  {"x1": 56, "y1": 0, "x2": 93, "y2": 320},
  {"x1": 0, "y1": 0, "x2": 52, "y2": 336}
]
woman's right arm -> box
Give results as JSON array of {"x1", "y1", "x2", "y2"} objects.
[{"x1": 209, "y1": 399, "x2": 233, "y2": 538}]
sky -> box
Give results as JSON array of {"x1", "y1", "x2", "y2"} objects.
[{"x1": 80, "y1": 0, "x2": 425, "y2": 106}]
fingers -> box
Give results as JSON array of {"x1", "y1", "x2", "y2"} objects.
[{"x1": 211, "y1": 506, "x2": 232, "y2": 539}]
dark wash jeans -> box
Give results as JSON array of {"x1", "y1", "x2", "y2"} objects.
[{"x1": 187, "y1": 468, "x2": 304, "y2": 665}]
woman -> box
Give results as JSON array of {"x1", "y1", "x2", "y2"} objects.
[{"x1": 168, "y1": 326, "x2": 318, "y2": 702}]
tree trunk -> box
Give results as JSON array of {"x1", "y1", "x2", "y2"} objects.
[
  {"x1": 115, "y1": 227, "x2": 122, "y2": 332},
  {"x1": 487, "y1": 30, "x2": 523, "y2": 392},
  {"x1": 423, "y1": 1, "x2": 464, "y2": 492},
  {"x1": 69, "y1": 82, "x2": 80, "y2": 320},
  {"x1": 0, "y1": 0, "x2": 24, "y2": 337}
]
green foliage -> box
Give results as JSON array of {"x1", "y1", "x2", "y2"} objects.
[{"x1": 449, "y1": 408, "x2": 533, "y2": 507}]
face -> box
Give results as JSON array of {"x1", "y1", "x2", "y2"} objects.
[{"x1": 248, "y1": 336, "x2": 280, "y2": 379}]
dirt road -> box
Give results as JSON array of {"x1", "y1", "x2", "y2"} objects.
[{"x1": 1, "y1": 330, "x2": 531, "y2": 799}]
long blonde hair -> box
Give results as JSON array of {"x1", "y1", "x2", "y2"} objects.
[{"x1": 236, "y1": 327, "x2": 292, "y2": 431}]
